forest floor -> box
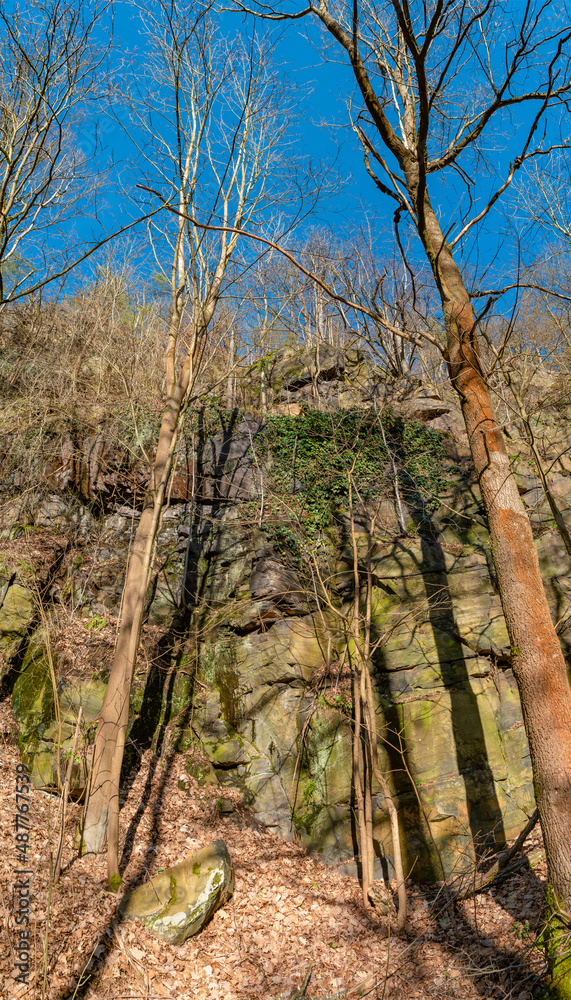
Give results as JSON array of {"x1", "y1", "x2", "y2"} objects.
[{"x1": 0, "y1": 695, "x2": 548, "y2": 1000}]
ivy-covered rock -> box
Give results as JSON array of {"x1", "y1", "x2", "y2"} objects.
[{"x1": 6, "y1": 348, "x2": 571, "y2": 885}]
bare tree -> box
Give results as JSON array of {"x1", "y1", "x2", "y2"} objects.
[
  {"x1": 339, "y1": 240, "x2": 433, "y2": 377},
  {"x1": 79, "y1": 2, "x2": 294, "y2": 881},
  {"x1": 0, "y1": 0, "x2": 169, "y2": 305},
  {"x1": 273, "y1": 231, "x2": 350, "y2": 347},
  {"x1": 522, "y1": 151, "x2": 571, "y2": 257},
  {"x1": 483, "y1": 324, "x2": 571, "y2": 557},
  {"x1": 230, "y1": 0, "x2": 571, "y2": 983}
]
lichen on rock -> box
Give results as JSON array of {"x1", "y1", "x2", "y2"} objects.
[{"x1": 118, "y1": 840, "x2": 234, "y2": 945}]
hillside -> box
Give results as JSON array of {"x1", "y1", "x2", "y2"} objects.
[{"x1": 1, "y1": 337, "x2": 571, "y2": 998}]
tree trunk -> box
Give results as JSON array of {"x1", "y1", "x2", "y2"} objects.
[
  {"x1": 260, "y1": 360, "x2": 267, "y2": 415},
  {"x1": 227, "y1": 327, "x2": 235, "y2": 410},
  {"x1": 79, "y1": 363, "x2": 190, "y2": 872},
  {"x1": 419, "y1": 192, "x2": 571, "y2": 916}
]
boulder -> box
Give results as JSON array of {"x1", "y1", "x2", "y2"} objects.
[
  {"x1": 12, "y1": 636, "x2": 105, "y2": 794},
  {"x1": 34, "y1": 495, "x2": 71, "y2": 526},
  {"x1": 118, "y1": 840, "x2": 234, "y2": 945},
  {"x1": 399, "y1": 387, "x2": 451, "y2": 422},
  {"x1": 0, "y1": 583, "x2": 34, "y2": 664},
  {"x1": 0, "y1": 583, "x2": 34, "y2": 634}
]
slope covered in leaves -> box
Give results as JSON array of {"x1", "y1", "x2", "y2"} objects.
[{"x1": 0, "y1": 683, "x2": 549, "y2": 1000}]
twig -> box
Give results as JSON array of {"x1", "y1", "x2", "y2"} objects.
[
  {"x1": 455, "y1": 808, "x2": 540, "y2": 900},
  {"x1": 288, "y1": 964, "x2": 313, "y2": 999},
  {"x1": 111, "y1": 918, "x2": 155, "y2": 994}
]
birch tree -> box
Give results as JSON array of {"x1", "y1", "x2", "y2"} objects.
[
  {"x1": 79, "y1": 2, "x2": 292, "y2": 881},
  {"x1": 231, "y1": 0, "x2": 571, "y2": 988}
]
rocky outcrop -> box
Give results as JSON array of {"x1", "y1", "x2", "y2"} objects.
[
  {"x1": 248, "y1": 344, "x2": 453, "y2": 421},
  {"x1": 185, "y1": 503, "x2": 551, "y2": 881},
  {"x1": 3, "y1": 348, "x2": 571, "y2": 884}
]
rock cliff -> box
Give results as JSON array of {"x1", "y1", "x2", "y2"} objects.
[{"x1": 2, "y1": 345, "x2": 571, "y2": 883}]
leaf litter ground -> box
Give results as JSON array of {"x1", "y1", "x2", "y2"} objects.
[{"x1": 0, "y1": 690, "x2": 549, "y2": 1000}]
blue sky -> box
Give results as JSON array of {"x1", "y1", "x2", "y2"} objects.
[
  {"x1": 79, "y1": 5, "x2": 392, "y2": 254},
  {"x1": 85, "y1": 3, "x2": 558, "y2": 287},
  {"x1": 10, "y1": 0, "x2": 568, "y2": 312}
]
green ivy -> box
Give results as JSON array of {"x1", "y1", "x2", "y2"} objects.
[
  {"x1": 318, "y1": 691, "x2": 353, "y2": 716},
  {"x1": 264, "y1": 525, "x2": 304, "y2": 566},
  {"x1": 262, "y1": 409, "x2": 446, "y2": 537}
]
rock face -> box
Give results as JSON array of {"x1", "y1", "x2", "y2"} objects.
[
  {"x1": 187, "y1": 518, "x2": 545, "y2": 882},
  {"x1": 246, "y1": 344, "x2": 453, "y2": 422},
  {"x1": 177, "y1": 387, "x2": 571, "y2": 881},
  {"x1": 4, "y1": 348, "x2": 571, "y2": 884},
  {"x1": 118, "y1": 841, "x2": 234, "y2": 945},
  {"x1": 11, "y1": 633, "x2": 105, "y2": 794}
]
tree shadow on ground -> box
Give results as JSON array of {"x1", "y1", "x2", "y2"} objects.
[
  {"x1": 419, "y1": 882, "x2": 548, "y2": 999},
  {"x1": 55, "y1": 831, "x2": 551, "y2": 1000},
  {"x1": 118, "y1": 612, "x2": 197, "y2": 874}
]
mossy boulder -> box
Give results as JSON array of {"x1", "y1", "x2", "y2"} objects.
[
  {"x1": 184, "y1": 754, "x2": 219, "y2": 787},
  {"x1": 0, "y1": 583, "x2": 34, "y2": 665},
  {"x1": 118, "y1": 840, "x2": 234, "y2": 945},
  {"x1": 208, "y1": 738, "x2": 249, "y2": 768},
  {"x1": 0, "y1": 583, "x2": 34, "y2": 634},
  {"x1": 12, "y1": 635, "x2": 55, "y2": 764},
  {"x1": 12, "y1": 634, "x2": 105, "y2": 793}
]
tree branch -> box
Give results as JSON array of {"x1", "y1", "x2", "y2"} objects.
[{"x1": 139, "y1": 183, "x2": 445, "y2": 352}]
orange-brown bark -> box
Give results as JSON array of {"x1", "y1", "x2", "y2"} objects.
[{"x1": 420, "y1": 193, "x2": 571, "y2": 907}]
